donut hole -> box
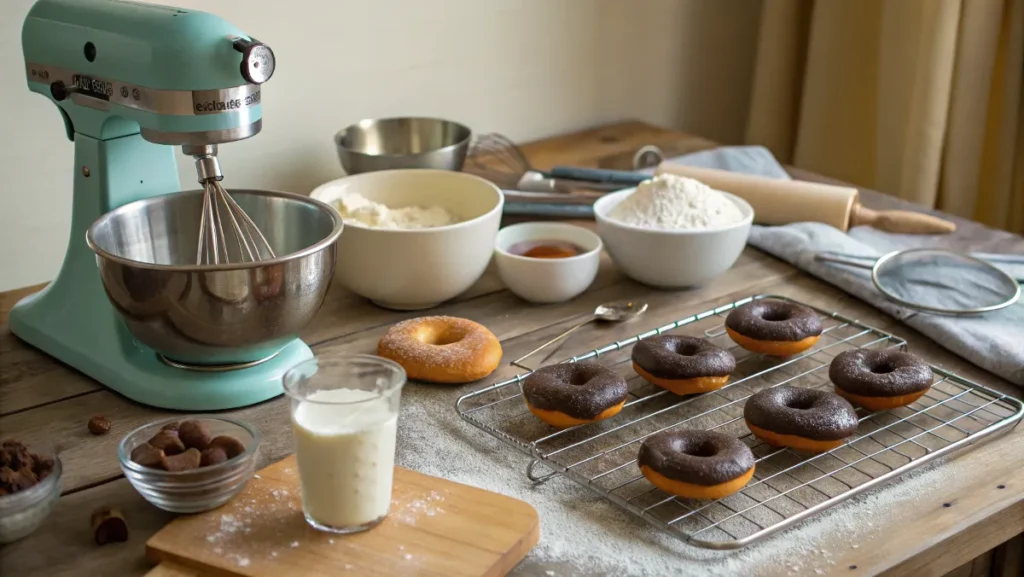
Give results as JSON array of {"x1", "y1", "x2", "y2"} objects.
[
  {"x1": 870, "y1": 362, "x2": 896, "y2": 374},
  {"x1": 423, "y1": 327, "x2": 465, "y2": 346},
  {"x1": 784, "y1": 397, "x2": 816, "y2": 410},
  {"x1": 684, "y1": 441, "x2": 720, "y2": 458},
  {"x1": 760, "y1": 308, "x2": 792, "y2": 322},
  {"x1": 673, "y1": 342, "x2": 701, "y2": 356},
  {"x1": 568, "y1": 369, "x2": 592, "y2": 386}
]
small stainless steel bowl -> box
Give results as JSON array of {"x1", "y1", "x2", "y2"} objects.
[
  {"x1": 118, "y1": 416, "x2": 259, "y2": 513},
  {"x1": 334, "y1": 117, "x2": 471, "y2": 174},
  {"x1": 86, "y1": 189, "x2": 343, "y2": 366}
]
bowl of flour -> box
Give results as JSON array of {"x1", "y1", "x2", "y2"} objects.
[
  {"x1": 593, "y1": 174, "x2": 753, "y2": 288},
  {"x1": 311, "y1": 169, "x2": 503, "y2": 309}
]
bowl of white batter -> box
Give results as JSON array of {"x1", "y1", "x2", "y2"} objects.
[
  {"x1": 593, "y1": 174, "x2": 754, "y2": 288},
  {"x1": 310, "y1": 169, "x2": 503, "y2": 310}
]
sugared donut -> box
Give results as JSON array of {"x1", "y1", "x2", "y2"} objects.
[
  {"x1": 744, "y1": 385, "x2": 859, "y2": 453},
  {"x1": 829, "y1": 349, "x2": 933, "y2": 411},
  {"x1": 522, "y1": 361, "x2": 628, "y2": 428},
  {"x1": 725, "y1": 300, "x2": 822, "y2": 356},
  {"x1": 377, "y1": 316, "x2": 502, "y2": 384},
  {"x1": 638, "y1": 430, "x2": 755, "y2": 500},
  {"x1": 632, "y1": 336, "x2": 736, "y2": 395}
]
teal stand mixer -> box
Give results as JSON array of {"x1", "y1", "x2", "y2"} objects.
[{"x1": 9, "y1": 0, "x2": 342, "y2": 410}]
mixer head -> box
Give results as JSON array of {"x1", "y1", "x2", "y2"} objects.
[{"x1": 22, "y1": 0, "x2": 276, "y2": 149}]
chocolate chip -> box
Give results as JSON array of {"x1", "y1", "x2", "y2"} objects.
[
  {"x1": 161, "y1": 448, "x2": 202, "y2": 472},
  {"x1": 148, "y1": 430, "x2": 185, "y2": 455},
  {"x1": 178, "y1": 420, "x2": 212, "y2": 450},
  {"x1": 200, "y1": 447, "x2": 228, "y2": 467},
  {"x1": 207, "y1": 435, "x2": 246, "y2": 459},
  {"x1": 88, "y1": 416, "x2": 112, "y2": 435},
  {"x1": 129, "y1": 443, "x2": 165, "y2": 469},
  {"x1": 91, "y1": 507, "x2": 129, "y2": 545}
]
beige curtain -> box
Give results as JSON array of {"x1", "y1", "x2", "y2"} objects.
[{"x1": 746, "y1": 0, "x2": 1024, "y2": 234}]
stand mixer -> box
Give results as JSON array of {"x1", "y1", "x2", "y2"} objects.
[{"x1": 10, "y1": 0, "x2": 342, "y2": 410}]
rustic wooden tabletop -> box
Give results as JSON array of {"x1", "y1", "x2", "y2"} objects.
[{"x1": 1, "y1": 121, "x2": 1021, "y2": 577}]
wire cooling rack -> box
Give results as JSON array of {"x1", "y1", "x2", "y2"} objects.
[{"x1": 456, "y1": 295, "x2": 1024, "y2": 549}]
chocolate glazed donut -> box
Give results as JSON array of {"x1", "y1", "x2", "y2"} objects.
[
  {"x1": 632, "y1": 336, "x2": 736, "y2": 395},
  {"x1": 638, "y1": 430, "x2": 755, "y2": 500},
  {"x1": 523, "y1": 361, "x2": 629, "y2": 429},
  {"x1": 744, "y1": 386, "x2": 859, "y2": 453},
  {"x1": 830, "y1": 349, "x2": 933, "y2": 411},
  {"x1": 725, "y1": 300, "x2": 823, "y2": 356}
]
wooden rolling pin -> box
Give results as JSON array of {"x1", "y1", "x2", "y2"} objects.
[{"x1": 654, "y1": 164, "x2": 956, "y2": 234}]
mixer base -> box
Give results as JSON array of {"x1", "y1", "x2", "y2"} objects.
[{"x1": 8, "y1": 270, "x2": 312, "y2": 410}]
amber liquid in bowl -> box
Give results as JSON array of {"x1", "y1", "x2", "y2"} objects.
[{"x1": 507, "y1": 240, "x2": 583, "y2": 259}]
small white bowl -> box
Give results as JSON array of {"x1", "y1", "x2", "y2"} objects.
[
  {"x1": 310, "y1": 170, "x2": 503, "y2": 310},
  {"x1": 593, "y1": 188, "x2": 753, "y2": 288},
  {"x1": 494, "y1": 222, "x2": 602, "y2": 303}
]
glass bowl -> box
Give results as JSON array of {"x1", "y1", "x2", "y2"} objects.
[
  {"x1": 118, "y1": 416, "x2": 260, "y2": 514},
  {"x1": 0, "y1": 442, "x2": 62, "y2": 544}
]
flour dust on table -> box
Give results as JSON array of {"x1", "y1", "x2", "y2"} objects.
[{"x1": 394, "y1": 381, "x2": 950, "y2": 576}]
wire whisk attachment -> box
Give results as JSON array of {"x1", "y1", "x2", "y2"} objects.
[{"x1": 186, "y1": 145, "x2": 276, "y2": 266}]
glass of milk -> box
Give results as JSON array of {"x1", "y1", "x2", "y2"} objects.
[{"x1": 283, "y1": 354, "x2": 406, "y2": 534}]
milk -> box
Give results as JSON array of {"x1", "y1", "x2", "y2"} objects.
[{"x1": 291, "y1": 388, "x2": 398, "y2": 530}]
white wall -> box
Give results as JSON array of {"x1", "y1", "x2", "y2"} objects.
[{"x1": 0, "y1": 0, "x2": 761, "y2": 291}]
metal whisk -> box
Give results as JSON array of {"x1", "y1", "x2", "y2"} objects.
[
  {"x1": 186, "y1": 145, "x2": 276, "y2": 265},
  {"x1": 464, "y1": 133, "x2": 534, "y2": 189}
]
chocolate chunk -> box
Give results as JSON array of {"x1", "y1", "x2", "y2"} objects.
[
  {"x1": 178, "y1": 420, "x2": 212, "y2": 450},
  {"x1": 91, "y1": 507, "x2": 129, "y2": 545},
  {"x1": 207, "y1": 435, "x2": 246, "y2": 459},
  {"x1": 161, "y1": 448, "x2": 202, "y2": 472},
  {"x1": 148, "y1": 430, "x2": 185, "y2": 455},
  {"x1": 6, "y1": 467, "x2": 39, "y2": 492},
  {"x1": 200, "y1": 447, "x2": 228, "y2": 467},
  {"x1": 129, "y1": 443, "x2": 165, "y2": 469},
  {"x1": 0, "y1": 441, "x2": 32, "y2": 470},
  {"x1": 160, "y1": 421, "x2": 180, "y2": 432},
  {"x1": 35, "y1": 456, "x2": 55, "y2": 480},
  {"x1": 88, "y1": 416, "x2": 112, "y2": 435}
]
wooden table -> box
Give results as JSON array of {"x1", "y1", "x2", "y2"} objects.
[{"x1": 1, "y1": 121, "x2": 1021, "y2": 577}]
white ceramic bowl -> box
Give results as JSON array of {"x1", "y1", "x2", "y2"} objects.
[
  {"x1": 310, "y1": 170, "x2": 503, "y2": 310},
  {"x1": 592, "y1": 188, "x2": 754, "y2": 288},
  {"x1": 494, "y1": 222, "x2": 602, "y2": 303}
]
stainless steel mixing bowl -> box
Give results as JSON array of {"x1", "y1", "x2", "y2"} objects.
[
  {"x1": 334, "y1": 117, "x2": 471, "y2": 174},
  {"x1": 86, "y1": 189, "x2": 343, "y2": 366}
]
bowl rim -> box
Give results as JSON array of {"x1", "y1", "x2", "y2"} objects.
[
  {"x1": 493, "y1": 221, "x2": 603, "y2": 263},
  {"x1": 85, "y1": 188, "x2": 344, "y2": 273},
  {"x1": 593, "y1": 187, "x2": 755, "y2": 234},
  {"x1": 333, "y1": 116, "x2": 472, "y2": 159},
  {"x1": 117, "y1": 416, "x2": 261, "y2": 478},
  {"x1": 309, "y1": 169, "x2": 505, "y2": 234},
  {"x1": 0, "y1": 454, "x2": 61, "y2": 511}
]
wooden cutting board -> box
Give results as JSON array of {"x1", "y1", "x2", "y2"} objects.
[{"x1": 144, "y1": 456, "x2": 540, "y2": 577}]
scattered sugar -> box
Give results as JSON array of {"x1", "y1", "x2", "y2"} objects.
[
  {"x1": 329, "y1": 538, "x2": 335, "y2": 544},
  {"x1": 391, "y1": 379, "x2": 950, "y2": 576},
  {"x1": 237, "y1": 557, "x2": 250, "y2": 568},
  {"x1": 253, "y1": 474, "x2": 261, "y2": 479},
  {"x1": 213, "y1": 547, "x2": 222, "y2": 554},
  {"x1": 404, "y1": 553, "x2": 413, "y2": 560},
  {"x1": 394, "y1": 490, "x2": 446, "y2": 524},
  {"x1": 545, "y1": 571, "x2": 556, "y2": 576},
  {"x1": 290, "y1": 541, "x2": 299, "y2": 548}
]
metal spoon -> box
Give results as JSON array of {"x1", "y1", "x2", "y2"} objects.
[{"x1": 510, "y1": 300, "x2": 649, "y2": 371}]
